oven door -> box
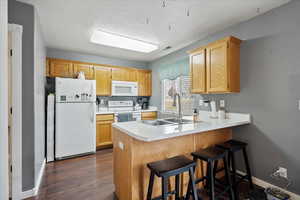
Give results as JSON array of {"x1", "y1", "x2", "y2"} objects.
[
  {"x1": 112, "y1": 81, "x2": 138, "y2": 96},
  {"x1": 115, "y1": 113, "x2": 134, "y2": 122}
]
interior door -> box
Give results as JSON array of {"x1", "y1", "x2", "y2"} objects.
[
  {"x1": 190, "y1": 49, "x2": 206, "y2": 93},
  {"x1": 206, "y1": 41, "x2": 228, "y2": 92}
]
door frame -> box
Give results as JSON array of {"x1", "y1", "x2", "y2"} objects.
[
  {"x1": 0, "y1": 0, "x2": 9, "y2": 199},
  {"x1": 8, "y1": 23, "x2": 23, "y2": 200}
]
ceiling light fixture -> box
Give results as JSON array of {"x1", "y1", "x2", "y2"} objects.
[{"x1": 90, "y1": 29, "x2": 158, "y2": 53}]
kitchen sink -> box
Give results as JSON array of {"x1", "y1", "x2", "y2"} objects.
[
  {"x1": 141, "y1": 118, "x2": 195, "y2": 126},
  {"x1": 141, "y1": 120, "x2": 174, "y2": 126},
  {"x1": 164, "y1": 118, "x2": 194, "y2": 124}
]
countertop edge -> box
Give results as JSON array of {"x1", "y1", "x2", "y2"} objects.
[{"x1": 112, "y1": 119, "x2": 251, "y2": 142}]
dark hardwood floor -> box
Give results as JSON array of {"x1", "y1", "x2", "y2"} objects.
[
  {"x1": 26, "y1": 149, "x2": 265, "y2": 200},
  {"x1": 27, "y1": 149, "x2": 115, "y2": 200}
]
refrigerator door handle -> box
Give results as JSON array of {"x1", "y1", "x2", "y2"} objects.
[{"x1": 90, "y1": 103, "x2": 95, "y2": 123}]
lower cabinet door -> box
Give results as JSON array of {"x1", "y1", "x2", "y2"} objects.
[{"x1": 96, "y1": 119, "x2": 113, "y2": 149}]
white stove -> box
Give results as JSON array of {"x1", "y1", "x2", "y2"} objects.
[{"x1": 108, "y1": 101, "x2": 141, "y2": 122}]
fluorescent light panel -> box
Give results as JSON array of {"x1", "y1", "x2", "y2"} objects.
[{"x1": 90, "y1": 29, "x2": 158, "y2": 53}]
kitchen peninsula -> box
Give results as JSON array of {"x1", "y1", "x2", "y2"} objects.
[{"x1": 112, "y1": 111, "x2": 251, "y2": 200}]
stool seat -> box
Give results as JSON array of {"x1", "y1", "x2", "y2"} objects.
[
  {"x1": 186, "y1": 146, "x2": 234, "y2": 200},
  {"x1": 147, "y1": 155, "x2": 198, "y2": 200},
  {"x1": 217, "y1": 139, "x2": 247, "y2": 152},
  {"x1": 147, "y1": 155, "x2": 195, "y2": 177},
  {"x1": 191, "y1": 146, "x2": 226, "y2": 161}
]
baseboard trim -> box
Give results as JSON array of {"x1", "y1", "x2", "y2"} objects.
[
  {"x1": 21, "y1": 159, "x2": 46, "y2": 199},
  {"x1": 34, "y1": 159, "x2": 46, "y2": 196},
  {"x1": 21, "y1": 189, "x2": 35, "y2": 199},
  {"x1": 237, "y1": 170, "x2": 300, "y2": 200}
]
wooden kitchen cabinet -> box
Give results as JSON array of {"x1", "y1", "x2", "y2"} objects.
[
  {"x1": 94, "y1": 66, "x2": 112, "y2": 96},
  {"x1": 96, "y1": 114, "x2": 114, "y2": 149},
  {"x1": 46, "y1": 58, "x2": 152, "y2": 96},
  {"x1": 73, "y1": 63, "x2": 94, "y2": 79},
  {"x1": 112, "y1": 67, "x2": 137, "y2": 82},
  {"x1": 137, "y1": 69, "x2": 152, "y2": 96},
  {"x1": 189, "y1": 36, "x2": 241, "y2": 93},
  {"x1": 141, "y1": 111, "x2": 157, "y2": 120},
  {"x1": 189, "y1": 48, "x2": 206, "y2": 93},
  {"x1": 49, "y1": 59, "x2": 73, "y2": 78}
]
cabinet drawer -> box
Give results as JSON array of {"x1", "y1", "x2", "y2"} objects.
[
  {"x1": 96, "y1": 114, "x2": 114, "y2": 121},
  {"x1": 141, "y1": 112, "x2": 157, "y2": 120}
]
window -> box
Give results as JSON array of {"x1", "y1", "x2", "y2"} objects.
[{"x1": 161, "y1": 76, "x2": 193, "y2": 115}]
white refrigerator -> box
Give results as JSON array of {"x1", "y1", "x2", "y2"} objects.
[{"x1": 55, "y1": 78, "x2": 96, "y2": 160}]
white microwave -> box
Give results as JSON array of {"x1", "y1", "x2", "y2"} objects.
[{"x1": 111, "y1": 81, "x2": 138, "y2": 96}]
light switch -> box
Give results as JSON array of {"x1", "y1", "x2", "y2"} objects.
[
  {"x1": 199, "y1": 100, "x2": 204, "y2": 106},
  {"x1": 118, "y1": 141, "x2": 124, "y2": 150},
  {"x1": 220, "y1": 100, "x2": 225, "y2": 108}
]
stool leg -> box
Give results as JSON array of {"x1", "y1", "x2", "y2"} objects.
[
  {"x1": 162, "y1": 176, "x2": 168, "y2": 200},
  {"x1": 147, "y1": 171, "x2": 155, "y2": 200},
  {"x1": 175, "y1": 175, "x2": 180, "y2": 200},
  {"x1": 213, "y1": 160, "x2": 218, "y2": 178},
  {"x1": 224, "y1": 156, "x2": 234, "y2": 200},
  {"x1": 184, "y1": 179, "x2": 191, "y2": 200},
  {"x1": 231, "y1": 152, "x2": 239, "y2": 200},
  {"x1": 242, "y1": 147, "x2": 254, "y2": 189},
  {"x1": 208, "y1": 161, "x2": 215, "y2": 200},
  {"x1": 189, "y1": 167, "x2": 198, "y2": 200}
]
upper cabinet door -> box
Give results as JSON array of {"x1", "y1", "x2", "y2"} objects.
[
  {"x1": 94, "y1": 66, "x2": 112, "y2": 96},
  {"x1": 137, "y1": 70, "x2": 152, "y2": 96},
  {"x1": 190, "y1": 49, "x2": 206, "y2": 93},
  {"x1": 189, "y1": 36, "x2": 241, "y2": 94},
  {"x1": 206, "y1": 41, "x2": 228, "y2": 93},
  {"x1": 49, "y1": 59, "x2": 73, "y2": 78},
  {"x1": 73, "y1": 63, "x2": 94, "y2": 80},
  {"x1": 111, "y1": 67, "x2": 137, "y2": 82}
]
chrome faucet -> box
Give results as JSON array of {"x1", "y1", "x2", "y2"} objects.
[{"x1": 173, "y1": 93, "x2": 183, "y2": 123}]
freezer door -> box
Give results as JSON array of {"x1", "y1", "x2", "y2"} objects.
[
  {"x1": 56, "y1": 78, "x2": 96, "y2": 103},
  {"x1": 55, "y1": 102, "x2": 96, "y2": 159}
]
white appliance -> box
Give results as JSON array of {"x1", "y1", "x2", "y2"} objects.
[
  {"x1": 46, "y1": 94, "x2": 55, "y2": 162},
  {"x1": 55, "y1": 78, "x2": 96, "y2": 160},
  {"x1": 108, "y1": 101, "x2": 141, "y2": 122},
  {"x1": 112, "y1": 81, "x2": 138, "y2": 96}
]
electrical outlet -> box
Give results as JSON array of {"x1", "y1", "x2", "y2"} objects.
[
  {"x1": 118, "y1": 141, "x2": 124, "y2": 150},
  {"x1": 278, "y1": 167, "x2": 288, "y2": 179},
  {"x1": 220, "y1": 100, "x2": 225, "y2": 108},
  {"x1": 199, "y1": 100, "x2": 204, "y2": 106}
]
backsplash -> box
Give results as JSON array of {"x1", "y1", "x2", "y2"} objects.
[{"x1": 97, "y1": 96, "x2": 150, "y2": 106}]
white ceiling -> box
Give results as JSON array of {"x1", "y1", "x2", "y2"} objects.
[{"x1": 19, "y1": 0, "x2": 290, "y2": 62}]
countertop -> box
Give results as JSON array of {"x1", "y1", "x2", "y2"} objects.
[
  {"x1": 96, "y1": 106, "x2": 157, "y2": 115},
  {"x1": 112, "y1": 111, "x2": 251, "y2": 142}
]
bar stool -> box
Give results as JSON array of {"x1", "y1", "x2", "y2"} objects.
[
  {"x1": 185, "y1": 146, "x2": 234, "y2": 200},
  {"x1": 216, "y1": 140, "x2": 254, "y2": 200},
  {"x1": 147, "y1": 155, "x2": 198, "y2": 200}
]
